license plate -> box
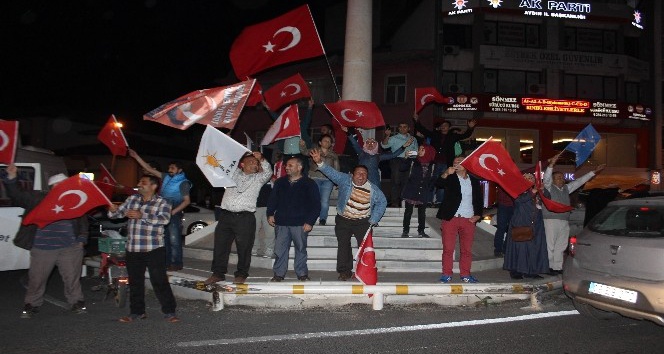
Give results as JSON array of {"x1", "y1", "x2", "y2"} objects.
[{"x1": 588, "y1": 282, "x2": 638, "y2": 303}]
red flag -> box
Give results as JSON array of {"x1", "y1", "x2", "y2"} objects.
[
  {"x1": 229, "y1": 5, "x2": 325, "y2": 79},
  {"x1": 536, "y1": 161, "x2": 574, "y2": 213},
  {"x1": 460, "y1": 138, "x2": 531, "y2": 199},
  {"x1": 263, "y1": 73, "x2": 311, "y2": 111},
  {"x1": 324, "y1": 100, "x2": 385, "y2": 129},
  {"x1": 246, "y1": 81, "x2": 263, "y2": 107},
  {"x1": 355, "y1": 227, "x2": 377, "y2": 287},
  {"x1": 97, "y1": 115, "x2": 129, "y2": 156},
  {"x1": 0, "y1": 120, "x2": 19, "y2": 164},
  {"x1": 330, "y1": 118, "x2": 347, "y2": 155},
  {"x1": 143, "y1": 80, "x2": 255, "y2": 130},
  {"x1": 94, "y1": 163, "x2": 117, "y2": 199},
  {"x1": 260, "y1": 105, "x2": 301, "y2": 145},
  {"x1": 414, "y1": 87, "x2": 450, "y2": 114},
  {"x1": 22, "y1": 176, "x2": 112, "y2": 228}
]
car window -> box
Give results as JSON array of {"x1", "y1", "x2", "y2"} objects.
[{"x1": 589, "y1": 205, "x2": 664, "y2": 238}]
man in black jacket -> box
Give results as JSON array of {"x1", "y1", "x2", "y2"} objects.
[
  {"x1": 435, "y1": 156, "x2": 483, "y2": 284},
  {"x1": 413, "y1": 114, "x2": 477, "y2": 204}
]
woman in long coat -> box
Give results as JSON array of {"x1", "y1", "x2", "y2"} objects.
[{"x1": 503, "y1": 173, "x2": 550, "y2": 279}]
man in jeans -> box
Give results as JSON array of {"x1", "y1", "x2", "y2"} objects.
[
  {"x1": 108, "y1": 174, "x2": 179, "y2": 323},
  {"x1": 129, "y1": 149, "x2": 191, "y2": 271},
  {"x1": 267, "y1": 156, "x2": 320, "y2": 281}
]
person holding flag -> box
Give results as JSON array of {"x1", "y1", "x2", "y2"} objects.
[
  {"x1": 3, "y1": 165, "x2": 89, "y2": 318},
  {"x1": 542, "y1": 152, "x2": 605, "y2": 275},
  {"x1": 309, "y1": 148, "x2": 387, "y2": 281},
  {"x1": 381, "y1": 121, "x2": 418, "y2": 207}
]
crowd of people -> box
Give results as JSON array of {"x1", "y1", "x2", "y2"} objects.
[{"x1": 4, "y1": 107, "x2": 608, "y2": 322}]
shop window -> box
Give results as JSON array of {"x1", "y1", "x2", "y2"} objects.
[{"x1": 474, "y1": 128, "x2": 538, "y2": 164}]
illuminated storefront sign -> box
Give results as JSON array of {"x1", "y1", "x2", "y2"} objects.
[{"x1": 443, "y1": 93, "x2": 652, "y2": 120}]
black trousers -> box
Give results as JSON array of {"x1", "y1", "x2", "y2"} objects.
[
  {"x1": 126, "y1": 247, "x2": 177, "y2": 315},
  {"x1": 211, "y1": 210, "x2": 256, "y2": 278},
  {"x1": 403, "y1": 202, "x2": 427, "y2": 233},
  {"x1": 389, "y1": 157, "x2": 409, "y2": 206},
  {"x1": 334, "y1": 215, "x2": 370, "y2": 274}
]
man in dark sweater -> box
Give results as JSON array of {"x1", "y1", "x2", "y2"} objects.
[{"x1": 266, "y1": 156, "x2": 320, "y2": 281}]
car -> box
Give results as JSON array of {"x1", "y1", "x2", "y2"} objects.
[
  {"x1": 182, "y1": 204, "x2": 216, "y2": 235},
  {"x1": 563, "y1": 196, "x2": 664, "y2": 326}
]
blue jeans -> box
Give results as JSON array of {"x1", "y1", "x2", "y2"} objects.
[
  {"x1": 314, "y1": 178, "x2": 334, "y2": 223},
  {"x1": 433, "y1": 163, "x2": 447, "y2": 203},
  {"x1": 273, "y1": 225, "x2": 309, "y2": 277},
  {"x1": 494, "y1": 204, "x2": 514, "y2": 253},
  {"x1": 164, "y1": 211, "x2": 183, "y2": 267}
]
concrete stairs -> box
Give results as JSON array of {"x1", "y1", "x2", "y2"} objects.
[{"x1": 184, "y1": 207, "x2": 502, "y2": 274}]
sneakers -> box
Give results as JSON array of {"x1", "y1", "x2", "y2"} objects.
[
  {"x1": 338, "y1": 272, "x2": 353, "y2": 281},
  {"x1": 319, "y1": 219, "x2": 326, "y2": 226},
  {"x1": 204, "y1": 274, "x2": 225, "y2": 285},
  {"x1": 460, "y1": 275, "x2": 479, "y2": 283},
  {"x1": 164, "y1": 313, "x2": 180, "y2": 323},
  {"x1": 21, "y1": 304, "x2": 39, "y2": 319},
  {"x1": 439, "y1": 274, "x2": 452, "y2": 283},
  {"x1": 418, "y1": 232, "x2": 430, "y2": 238},
  {"x1": 401, "y1": 232, "x2": 409, "y2": 238},
  {"x1": 118, "y1": 313, "x2": 147, "y2": 323},
  {"x1": 297, "y1": 275, "x2": 310, "y2": 281},
  {"x1": 270, "y1": 275, "x2": 284, "y2": 282},
  {"x1": 71, "y1": 301, "x2": 87, "y2": 314}
]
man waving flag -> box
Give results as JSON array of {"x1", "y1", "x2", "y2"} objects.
[{"x1": 230, "y1": 5, "x2": 325, "y2": 79}]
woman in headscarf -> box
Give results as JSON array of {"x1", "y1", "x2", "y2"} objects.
[
  {"x1": 400, "y1": 145, "x2": 437, "y2": 238},
  {"x1": 503, "y1": 173, "x2": 550, "y2": 279}
]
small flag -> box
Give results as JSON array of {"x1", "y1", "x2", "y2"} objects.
[
  {"x1": 355, "y1": 227, "x2": 377, "y2": 289},
  {"x1": 196, "y1": 125, "x2": 251, "y2": 188},
  {"x1": 324, "y1": 100, "x2": 385, "y2": 129},
  {"x1": 414, "y1": 87, "x2": 450, "y2": 114},
  {"x1": 260, "y1": 105, "x2": 301, "y2": 145},
  {"x1": 263, "y1": 73, "x2": 311, "y2": 111},
  {"x1": 0, "y1": 120, "x2": 19, "y2": 164},
  {"x1": 97, "y1": 115, "x2": 129, "y2": 156},
  {"x1": 565, "y1": 124, "x2": 601, "y2": 167}
]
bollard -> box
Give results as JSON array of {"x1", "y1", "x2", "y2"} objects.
[
  {"x1": 212, "y1": 290, "x2": 224, "y2": 311},
  {"x1": 372, "y1": 292, "x2": 384, "y2": 310}
]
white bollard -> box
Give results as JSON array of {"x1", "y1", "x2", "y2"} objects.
[
  {"x1": 372, "y1": 292, "x2": 384, "y2": 310},
  {"x1": 212, "y1": 290, "x2": 224, "y2": 311}
]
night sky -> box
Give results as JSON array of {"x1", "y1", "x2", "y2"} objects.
[{"x1": 1, "y1": 0, "x2": 342, "y2": 133}]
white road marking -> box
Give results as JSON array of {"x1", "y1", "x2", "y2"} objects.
[{"x1": 176, "y1": 310, "x2": 579, "y2": 347}]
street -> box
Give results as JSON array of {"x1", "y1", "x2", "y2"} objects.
[{"x1": 2, "y1": 269, "x2": 664, "y2": 354}]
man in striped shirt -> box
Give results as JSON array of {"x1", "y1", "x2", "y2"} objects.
[
  {"x1": 309, "y1": 149, "x2": 387, "y2": 281},
  {"x1": 108, "y1": 174, "x2": 179, "y2": 323}
]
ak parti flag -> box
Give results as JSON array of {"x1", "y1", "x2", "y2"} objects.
[
  {"x1": 565, "y1": 124, "x2": 601, "y2": 167},
  {"x1": 94, "y1": 163, "x2": 117, "y2": 199},
  {"x1": 414, "y1": 87, "x2": 451, "y2": 114},
  {"x1": 23, "y1": 175, "x2": 112, "y2": 228},
  {"x1": 536, "y1": 161, "x2": 574, "y2": 213},
  {"x1": 97, "y1": 115, "x2": 128, "y2": 157},
  {"x1": 0, "y1": 120, "x2": 19, "y2": 164},
  {"x1": 324, "y1": 100, "x2": 385, "y2": 129},
  {"x1": 229, "y1": 5, "x2": 325, "y2": 79},
  {"x1": 460, "y1": 138, "x2": 531, "y2": 199},
  {"x1": 260, "y1": 105, "x2": 301, "y2": 145},
  {"x1": 355, "y1": 227, "x2": 377, "y2": 289},
  {"x1": 197, "y1": 125, "x2": 251, "y2": 188},
  {"x1": 144, "y1": 79, "x2": 255, "y2": 130},
  {"x1": 263, "y1": 73, "x2": 311, "y2": 111}
]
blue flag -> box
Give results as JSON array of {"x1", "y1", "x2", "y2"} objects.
[{"x1": 565, "y1": 124, "x2": 601, "y2": 167}]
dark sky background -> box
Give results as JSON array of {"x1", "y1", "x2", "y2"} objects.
[{"x1": 1, "y1": 0, "x2": 344, "y2": 133}]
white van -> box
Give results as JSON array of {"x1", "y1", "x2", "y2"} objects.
[{"x1": 0, "y1": 146, "x2": 68, "y2": 271}]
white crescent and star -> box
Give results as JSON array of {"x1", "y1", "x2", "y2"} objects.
[
  {"x1": 57, "y1": 190, "x2": 88, "y2": 210},
  {"x1": 340, "y1": 109, "x2": 365, "y2": 123},
  {"x1": 263, "y1": 26, "x2": 302, "y2": 52},
  {"x1": 359, "y1": 246, "x2": 375, "y2": 266},
  {"x1": 280, "y1": 83, "x2": 301, "y2": 97},
  {"x1": 109, "y1": 129, "x2": 118, "y2": 145},
  {"x1": 478, "y1": 153, "x2": 506, "y2": 176},
  {"x1": 282, "y1": 117, "x2": 291, "y2": 130},
  {"x1": 0, "y1": 129, "x2": 8, "y2": 151},
  {"x1": 420, "y1": 94, "x2": 434, "y2": 106}
]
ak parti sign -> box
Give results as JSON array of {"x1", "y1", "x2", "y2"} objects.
[{"x1": 443, "y1": 93, "x2": 653, "y2": 120}]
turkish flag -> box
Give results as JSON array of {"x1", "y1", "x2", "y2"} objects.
[
  {"x1": 263, "y1": 73, "x2": 311, "y2": 111},
  {"x1": 22, "y1": 175, "x2": 112, "y2": 228},
  {"x1": 536, "y1": 161, "x2": 574, "y2": 213},
  {"x1": 355, "y1": 227, "x2": 377, "y2": 288},
  {"x1": 0, "y1": 120, "x2": 19, "y2": 164},
  {"x1": 324, "y1": 100, "x2": 385, "y2": 129},
  {"x1": 460, "y1": 138, "x2": 531, "y2": 199},
  {"x1": 260, "y1": 105, "x2": 301, "y2": 145},
  {"x1": 229, "y1": 5, "x2": 325, "y2": 79},
  {"x1": 414, "y1": 87, "x2": 451, "y2": 114},
  {"x1": 144, "y1": 80, "x2": 255, "y2": 130},
  {"x1": 97, "y1": 115, "x2": 128, "y2": 156},
  {"x1": 246, "y1": 81, "x2": 263, "y2": 107},
  {"x1": 94, "y1": 163, "x2": 117, "y2": 199}
]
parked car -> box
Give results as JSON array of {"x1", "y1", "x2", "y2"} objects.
[
  {"x1": 563, "y1": 196, "x2": 664, "y2": 326},
  {"x1": 182, "y1": 204, "x2": 216, "y2": 235}
]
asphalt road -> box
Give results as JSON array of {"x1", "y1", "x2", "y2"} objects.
[{"x1": 2, "y1": 269, "x2": 663, "y2": 354}]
